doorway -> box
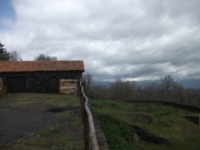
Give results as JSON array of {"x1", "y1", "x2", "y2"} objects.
[
  {"x1": 50, "y1": 77, "x2": 59, "y2": 93},
  {"x1": 7, "y1": 76, "x2": 26, "y2": 93}
]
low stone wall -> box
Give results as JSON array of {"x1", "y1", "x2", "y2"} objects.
[
  {"x1": 184, "y1": 116, "x2": 199, "y2": 125},
  {"x1": 59, "y1": 79, "x2": 78, "y2": 95},
  {"x1": 129, "y1": 124, "x2": 170, "y2": 144},
  {"x1": 93, "y1": 117, "x2": 109, "y2": 150},
  {"x1": 125, "y1": 100, "x2": 200, "y2": 113}
]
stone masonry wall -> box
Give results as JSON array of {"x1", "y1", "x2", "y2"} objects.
[{"x1": 0, "y1": 71, "x2": 82, "y2": 93}]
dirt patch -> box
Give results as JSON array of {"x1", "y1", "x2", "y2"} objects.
[
  {"x1": 46, "y1": 106, "x2": 80, "y2": 113},
  {"x1": 47, "y1": 107, "x2": 66, "y2": 113},
  {"x1": 0, "y1": 103, "x2": 79, "y2": 143},
  {"x1": 0, "y1": 105, "x2": 54, "y2": 143}
]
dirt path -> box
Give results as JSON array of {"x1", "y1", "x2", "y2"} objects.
[{"x1": 0, "y1": 93, "x2": 85, "y2": 150}]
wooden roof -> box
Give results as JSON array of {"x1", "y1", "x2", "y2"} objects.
[{"x1": 0, "y1": 61, "x2": 84, "y2": 72}]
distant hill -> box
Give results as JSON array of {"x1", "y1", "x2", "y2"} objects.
[
  {"x1": 137, "y1": 79, "x2": 200, "y2": 89},
  {"x1": 177, "y1": 79, "x2": 200, "y2": 89},
  {"x1": 93, "y1": 79, "x2": 200, "y2": 89},
  {"x1": 92, "y1": 81, "x2": 111, "y2": 87}
]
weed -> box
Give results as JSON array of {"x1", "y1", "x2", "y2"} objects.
[
  {"x1": 69, "y1": 117, "x2": 76, "y2": 122},
  {"x1": 41, "y1": 126, "x2": 62, "y2": 136},
  {"x1": 97, "y1": 114, "x2": 134, "y2": 150},
  {"x1": 158, "y1": 120, "x2": 173, "y2": 127},
  {"x1": 91, "y1": 101, "x2": 103, "y2": 108},
  {"x1": 54, "y1": 138, "x2": 72, "y2": 150},
  {"x1": 108, "y1": 102, "x2": 120, "y2": 109},
  {"x1": 156, "y1": 111, "x2": 171, "y2": 117},
  {"x1": 146, "y1": 105, "x2": 153, "y2": 112}
]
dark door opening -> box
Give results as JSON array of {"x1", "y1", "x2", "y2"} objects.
[
  {"x1": 7, "y1": 76, "x2": 26, "y2": 93},
  {"x1": 50, "y1": 77, "x2": 59, "y2": 93}
]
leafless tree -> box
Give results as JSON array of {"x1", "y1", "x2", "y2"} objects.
[
  {"x1": 110, "y1": 78, "x2": 136, "y2": 101},
  {"x1": 144, "y1": 82, "x2": 158, "y2": 100},
  {"x1": 35, "y1": 54, "x2": 57, "y2": 61},
  {"x1": 186, "y1": 88, "x2": 196, "y2": 105},
  {"x1": 82, "y1": 73, "x2": 93, "y2": 96},
  {"x1": 174, "y1": 84, "x2": 185, "y2": 104},
  {"x1": 160, "y1": 75, "x2": 176, "y2": 100},
  {"x1": 9, "y1": 51, "x2": 22, "y2": 61}
]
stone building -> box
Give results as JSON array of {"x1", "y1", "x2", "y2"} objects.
[{"x1": 0, "y1": 61, "x2": 84, "y2": 93}]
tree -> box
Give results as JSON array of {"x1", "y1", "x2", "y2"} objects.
[
  {"x1": 160, "y1": 75, "x2": 176, "y2": 100},
  {"x1": 174, "y1": 84, "x2": 185, "y2": 104},
  {"x1": 144, "y1": 82, "x2": 158, "y2": 100},
  {"x1": 9, "y1": 51, "x2": 22, "y2": 61},
  {"x1": 186, "y1": 88, "x2": 196, "y2": 105},
  {"x1": 0, "y1": 42, "x2": 9, "y2": 61},
  {"x1": 82, "y1": 73, "x2": 93, "y2": 96},
  {"x1": 35, "y1": 54, "x2": 57, "y2": 61},
  {"x1": 109, "y1": 78, "x2": 136, "y2": 101}
]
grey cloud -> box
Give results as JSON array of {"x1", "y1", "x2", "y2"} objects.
[{"x1": 0, "y1": 0, "x2": 200, "y2": 81}]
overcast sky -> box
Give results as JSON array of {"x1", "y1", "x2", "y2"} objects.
[{"x1": 0, "y1": 0, "x2": 200, "y2": 81}]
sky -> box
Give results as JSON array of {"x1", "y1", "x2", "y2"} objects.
[{"x1": 0, "y1": 0, "x2": 200, "y2": 82}]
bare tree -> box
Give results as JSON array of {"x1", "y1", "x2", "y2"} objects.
[
  {"x1": 35, "y1": 54, "x2": 57, "y2": 61},
  {"x1": 186, "y1": 88, "x2": 196, "y2": 105},
  {"x1": 196, "y1": 89, "x2": 200, "y2": 107},
  {"x1": 174, "y1": 84, "x2": 185, "y2": 104},
  {"x1": 110, "y1": 78, "x2": 136, "y2": 101},
  {"x1": 82, "y1": 73, "x2": 93, "y2": 96},
  {"x1": 144, "y1": 82, "x2": 158, "y2": 100},
  {"x1": 160, "y1": 75, "x2": 176, "y2": 100},
  {"x1": 9, "y1": 51, "x2": 22, "y2": 61}
]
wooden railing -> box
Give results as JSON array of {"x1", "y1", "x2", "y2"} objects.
[{"x1": 80, "y1": 81, "x2": 99, "y2": 150}]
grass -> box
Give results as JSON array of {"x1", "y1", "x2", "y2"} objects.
[
  {"x1": 91, "y1": 99, "x2": 200, "y2": 150},
  {"x1": 0, "y1": 93, "x2": 85, "y2": 150},
  {"x1": 96, "y1": 113, "x2": 134, "y2": 150},
  {"x1": 40, "y1": 125, "x2": 62, "y2": 136},
  {"x1": 1, "y1": 93, "x2": 80, "y2": 108}
]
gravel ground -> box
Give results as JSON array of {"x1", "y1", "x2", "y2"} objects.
[
  {"x1": 0, "y1": 97, "x2": 83, "y2": 145},
  {"x1": 1, "y1": 107, "x2": 61, "y2": 143}
]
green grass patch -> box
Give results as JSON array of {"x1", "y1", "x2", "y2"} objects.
[
  {"x1": 40, "y1": 126, "x2": 62, "y2": 136},
  {"x1": 92, "y1": 99, "x2": 200, "y2": 150},
  {"x1": 96, "y1": 113, "x2": 134, "y2": 150}
]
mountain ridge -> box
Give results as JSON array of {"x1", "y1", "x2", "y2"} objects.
[{"x1": 93, "y1": 79, "x2": 200, "y2": 89}]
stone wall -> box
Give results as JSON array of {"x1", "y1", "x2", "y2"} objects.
[
  {"x1": 93, "y1": 117, "x2": 109, "y2": 150},
  {"x1": 0, "y1": 71, "x2": 82, "y2": 93},
  {"x1": 184, "y1": 116, "x2": 199, "y2": 125},
  {"x1": 129, "y1": 124, "x2": 170, "y2": 144},
  {"x1": 125, "y1": 100, "x2": 200, "y2": 113}
]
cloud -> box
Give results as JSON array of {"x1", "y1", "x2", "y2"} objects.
[{"x1": 0, "y1": 0, "x2": 200, "y2": 81}]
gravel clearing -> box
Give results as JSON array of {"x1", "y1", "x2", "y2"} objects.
[{"x1": 0, "y1": 93, "x2": 85, "y2": 149}]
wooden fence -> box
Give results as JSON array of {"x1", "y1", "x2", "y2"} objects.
[{"x1": 80, "y1": 81, "x2": 100, "y2": 150}]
